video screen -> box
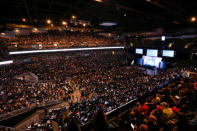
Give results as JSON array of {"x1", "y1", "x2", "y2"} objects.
[
  {"x1": 136, "y1": 48, "x2": 143, "y2": 54},
  {"x1": 162, "y1": 50, "x2": 174, "y2": 57},
  {"x1": 142, "y1": 56, "x2": 162, "y2": 68},
  {"x1": 146, "y1": 49, "x2": 158, "y2": 57}
]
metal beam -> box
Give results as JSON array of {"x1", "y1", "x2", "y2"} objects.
[{"x1": 146, "y1": 0, "x2": 183, "y2": 17}]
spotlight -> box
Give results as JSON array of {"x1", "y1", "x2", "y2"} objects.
[
  {"x1": 15, "y1": 29, "x2": 20, "y2": 33},
  {"x1": 46, "y1": 19, "x2": 52, "y2": 24},
  {"x1": 62, "y1": 21, "x2": 67, "y2": 25},
  {"x1": 94, "y1": 0, "x2": 102, "y2": 3},
  {"x1": 22, "y1": 18, "x2": 26, "y2": 22},
  {"x1": 190, "y1": 16, "x2": 196, "y2": 22},
  {"x1": 185, "y1": 43, "x2": 192, "y2": 48},
  {"x1": 162, "y1": 36, "x2": 165, "y2": 41},
  {"x1": 168, "y1": 43, "x2": 173, "y2": 48},
  {"x1": 82, "y1": 23, "x2": 86, "y2": 27},
  {"x1": 1, "y1": 33, "x2": 5, "y2": 35},
  {"x1": 72, "y1": 15, "x2": 76, "y2": 19}
]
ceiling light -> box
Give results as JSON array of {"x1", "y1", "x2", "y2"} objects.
[
  {"x1": 15, "y1": 29, "x2": 20, "y2": 33},
  {"x1": 190, "y1": 16, "x2": 196, "y2": 22},
  {"x1": 32, "y1": 28, "x2": 38, "y2": 32},
  {"x1": 72, "y1": 15, "x2": 76, "y2": 19},
  {"x1": 185, "y1": 43, "x2": 192, "y2": 48},
  {"x1": 168, "y1": 43, "x2": 173, "y2": 48},
  {"x1": 1, "y1": 33, "x2": 5, "y2": 35},
  {"x1": 46, "y1": 19, "x2": 52, "y2": 24},
  {"x1": 82, "y1": 23, "x2": 86, "y2": 27},
  {"x1": 22, "y1": 18, "x2": 26, "y2": 22},
  {"x1": 162, "y1": 36, "x2": 165, "y2": 41},
  {"x1": 94, "y1": 0, "x2": 102, "y2": 3},
  {"x1": 100, "y1": 22, "x2": 117, "y2": 26}
]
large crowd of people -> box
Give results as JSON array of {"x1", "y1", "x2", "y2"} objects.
[
  {"x1": 25, "y1": 66, "x2": 197, "y2": 131},
  {"x1": 104, "y1": 71, "x2": 197, "y2": 131},
  {"x1": 0, "y1": 50, "x2": 126, "y2": 116},
  {"x1": 0, "y1": 49, "x2": 197, "y2": 131},
  {"x1": 2, "y1": 30, "x2": 121, "y2": 50}
]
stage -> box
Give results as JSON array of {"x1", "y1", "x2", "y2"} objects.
[{"x1": 136, "y1": 66, "x2": 160, "y2": 75}]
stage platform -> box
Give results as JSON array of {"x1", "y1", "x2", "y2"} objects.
[{"x1": 136, "y1": 66, "x2": 160, "y2": 75}]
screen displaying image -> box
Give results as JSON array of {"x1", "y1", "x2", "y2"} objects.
[
  {"x1": 162, "y1": 50, "x2": 174, "y2": 57},
  {"x1": 136, "y1": 48, "x2": 143, "y2": 54},
  {"x1": 142, "y1": 56, "x2": 162, "y2": 68},
  {"x1": 146, "y1": 49, "x2": 158, "y2": 57}
]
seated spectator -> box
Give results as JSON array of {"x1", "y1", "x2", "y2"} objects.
[
  {"x1": 92, "y1": 105, "x2": 108, "y2": 131},
  {"x1": 67, "y1": 118, "x2": 81, "y2": 131},
  {"x1": 139, "y1": 124, "x2": 148, "y2": 131}
]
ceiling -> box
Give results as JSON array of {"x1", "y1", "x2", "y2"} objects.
[{"x1": 0, "y1": 0, "x2": 197, "y2": 32}]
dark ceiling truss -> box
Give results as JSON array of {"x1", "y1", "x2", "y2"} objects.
[
  {"x1": 145, "y1": 0, "x2": 187, "y2": 22},
  {"x1": 116, "y1": 4, "x2": 172, "y2": 25},
  {"x1": 0, "y1": 0, "x2": 197, "y2": 32},
  {"x1": 38, "y1": 0, "x2": 72, "y2": 9},
  {"x1": 23, "y1": 0, "x2": 32, "y2": 20}
]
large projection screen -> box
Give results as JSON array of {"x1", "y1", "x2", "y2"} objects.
[
  {"x1": 136, "y1": 48, "x2": 143, "y2": 54},
  {"x1": 146, "y1": 49, "x2": 158, "y2": 57},
  {"x1": 162, "y1": 50, "x2": 174, "y2": 57},
  {"x1": 142, "y1": 56, "x2": 162, "y2": 68}
]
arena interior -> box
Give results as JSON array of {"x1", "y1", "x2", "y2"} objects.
[{"x1": 0, "y1": 0, "x2": 197, "y2": 131}]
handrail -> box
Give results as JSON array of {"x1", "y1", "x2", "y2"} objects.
[
  {"x1": 0, "y1": 99, "x2": 64, "y2": 122},
  {"x1": 0, "y1": 75, "x2": 182, "y2": 130},
  {"x1": 104, "y1": 75, "x2": 182, "y2": 117}
]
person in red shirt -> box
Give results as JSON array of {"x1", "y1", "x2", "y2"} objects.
[
  {"x1": 172, "y1": 106, "x2": 179, "y2": 113},
  {"x1": 139, "y1": 103, "x2": 149, "y2": 116},
  {"x1": 194, "y1": 82, "x2": 197, "y2": 89}
]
